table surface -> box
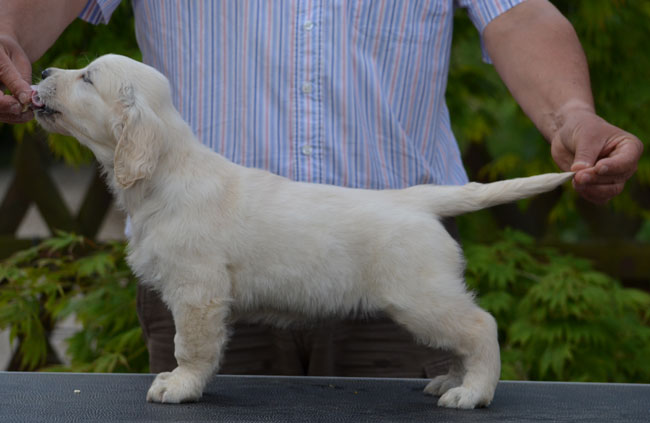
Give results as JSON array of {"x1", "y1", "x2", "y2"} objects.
[{"x1": 1, "y1": 372, "x2": 649, "y2": 422}]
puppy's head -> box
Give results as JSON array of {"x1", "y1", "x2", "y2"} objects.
[{"x1": 32, "y1": 54, "x2": 173, "y2": 189}]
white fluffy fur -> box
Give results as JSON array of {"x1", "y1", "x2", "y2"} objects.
[{"x1": 33, "y1": 54, "x2": 574, "y2": 409}]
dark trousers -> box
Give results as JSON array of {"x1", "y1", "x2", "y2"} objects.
[{"x1": 137, "y1": 219, "x2": 460, "y2": 378}]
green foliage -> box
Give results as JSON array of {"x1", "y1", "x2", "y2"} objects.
[
  {"x1": 0, "y1": 232, "x2": 147, "y2": 373},
  {"x1": 465, "y1": 229, "x2": 650, "y2": 382}
]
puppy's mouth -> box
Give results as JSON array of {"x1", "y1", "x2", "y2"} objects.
[{"x1": 30, "y1": 86, "x2": 60, "y2": 117}]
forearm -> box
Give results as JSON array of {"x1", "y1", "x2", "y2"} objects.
[
  {"x1": 484, "y1": 0, "x2": 643, "y2": 204},
  {"x1": 484, "y1": 0, "x2": 593, "y2": 142},
  {"x1": 0, "y1": 0, "x2": 88, "y2": 62}
]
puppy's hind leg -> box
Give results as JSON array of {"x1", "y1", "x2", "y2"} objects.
[
  {"x1": 435, "y1": 307, "x2": 500, "y2": 409},
  {"x1": 387, "y1": 281, "x2": 500, "y2": 409},
  {"x1": 146, "y1": 294, "x2": 231, "y2": 403},
  {"x1": 423, "y1": 355, "x2": 464, "y2": 397}
]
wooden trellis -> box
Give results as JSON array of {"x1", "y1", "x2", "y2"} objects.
[{"x1": 0, "y1": 135, "x2": 112, "y2": 258}]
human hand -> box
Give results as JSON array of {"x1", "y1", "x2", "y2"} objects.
[
  {"x1": 0, "y1": 34, "x2": 33, "y2": 123},
  {"x1": 550, "y1": 105, "x2": 644, "y2": 204}
]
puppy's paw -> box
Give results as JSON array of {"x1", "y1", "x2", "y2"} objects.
[
  {"x1": 146, "y1": 369, "x2": 203, "y2": 403},
  {"x1": 437, "y1": 386, "x2": 491, "y2": 409},
  {"x1": 424, "y1": 373, "x2": 462, "y2": 396}
]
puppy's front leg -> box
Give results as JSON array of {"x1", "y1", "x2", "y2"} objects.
[{"x1": 146, "y1": 297, "x2": 230, "y2": 403}]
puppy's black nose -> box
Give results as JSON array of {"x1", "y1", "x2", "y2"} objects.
[{"x1": 41, "y1": 68, "x2": 52, "y2": 80}]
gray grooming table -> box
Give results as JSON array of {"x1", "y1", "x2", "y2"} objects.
[{"x1": 1, "y1": 372, "x2": 649, "y2": 422}]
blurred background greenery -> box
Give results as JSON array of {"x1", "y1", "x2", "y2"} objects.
[
  {"x1": 450, "y1": 0, "x2": 650, "y2": 245},
  {"x1": 0, "y1": 1, "x2": 648, "y2": 381}
]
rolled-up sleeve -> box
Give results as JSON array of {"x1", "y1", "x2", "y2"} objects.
[
  {"x1": 79, "y1": 0, "x2": 123, "y2": 25},
  {"x1": 455, "y1": 0, "x2": 528, "y2": 63}
]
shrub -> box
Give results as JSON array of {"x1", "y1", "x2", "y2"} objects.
[
  {"x1": 0, "y1": 232, "x2": 147, "y2": 372},
  {"x1": 464, "y1": 229, "x2": 650, "y2": 382}
]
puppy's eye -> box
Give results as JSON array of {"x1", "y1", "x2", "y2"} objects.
[{"x1": 81, "y1": 73, "x2": 93, "y2": 85}]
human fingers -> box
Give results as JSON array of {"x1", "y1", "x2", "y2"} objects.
[
  {"x1": 571, "y1": 140, "x2": 642, "y2": 204},
  {"x1": 0, "y1": 92, "x2": 33, "y2": 123},
  {"x1": 550, "y1": 111, "x2": 608, "y2": 173},
  {"x1": 592, "y1": 136, "x2": 643, "y2": 178},
  {"x1": 572, "y1": 179, "x2": 625, "y2": 205},
  {"x1": 0, "y1": 35, "x2": 33, "y2": 105},
  {"x1": 573, "y1": 136, "x2": 642, "y2": 183}
]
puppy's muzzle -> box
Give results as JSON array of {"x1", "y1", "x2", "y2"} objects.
[{"x1": 30, "y1": 68, "x2": 59, "y2": 116}]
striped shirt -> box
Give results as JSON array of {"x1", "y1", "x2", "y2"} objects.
[{"x1": 81, "y1": 0, "x2": 524, "y2": 189}]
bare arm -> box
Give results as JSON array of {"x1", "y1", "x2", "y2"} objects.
[
  {"x1": 0, "y1": 0, "x2": 87, "y2": 123},
  {"x1": 484, "y1": 0, "x2": 643, "y2": 204}
]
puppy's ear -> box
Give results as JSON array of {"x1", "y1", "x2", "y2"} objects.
[{"x1": 113, "y1": 84, "x2": 163, "y2": 189}]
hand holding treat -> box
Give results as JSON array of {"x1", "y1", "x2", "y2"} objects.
[{"x1": 0, "y1": 34, "x2": 34, "y2": 123}]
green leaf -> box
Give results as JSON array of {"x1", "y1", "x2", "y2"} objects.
[
  {"x1": 539, "y1": 344, "x2": 573, "y2": 379},
  {"x1": 76, "y1": 253, "x2": 115, "y2": 278},
  {"x1": 41, "y1": 231, "x2": 85, "y2": 253}
]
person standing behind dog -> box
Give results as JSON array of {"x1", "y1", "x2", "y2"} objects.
[{"x1": 0, "y1": 0, "x2": 643, "y2": 376}]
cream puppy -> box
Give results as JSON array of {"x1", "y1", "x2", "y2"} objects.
[{"x1": 32, "y1": 54, "x2": 573, "y2": 409}]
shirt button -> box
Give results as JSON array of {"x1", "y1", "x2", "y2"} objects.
[
  {"x1": 304, "y1": 21, "x2": 314, "y2": 31},
  {"x1": 301, "y1": 145, "x2": 313, "y2": 156},
  {"x1": 301, "y1": 82, "x2": 312, "y2": 94}
]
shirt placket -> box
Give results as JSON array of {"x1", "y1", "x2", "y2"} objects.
[{"x1": 294, "y1": 1, "x2": 322, "y2": 183}]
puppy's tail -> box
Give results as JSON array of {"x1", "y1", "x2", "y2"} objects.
[{"x1": 412, "y1": 172, "x2": 574, "y2": 217}]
